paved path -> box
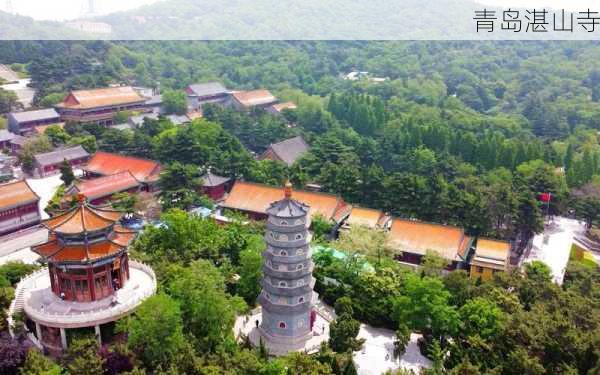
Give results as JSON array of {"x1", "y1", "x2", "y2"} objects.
[
  {"x1": 354, "y1": 325, "x2": 431, "y2": 375},
  {"x1": 524, "y1": 217, "x2": 587, "y2": 284},
  {"x1": 1, "y1": 78, "x2": 35, "y2": 109}
]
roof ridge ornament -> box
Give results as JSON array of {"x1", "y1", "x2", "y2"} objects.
[{"x1": 284, "y1": 180, "x2": 292, "y2": 199}]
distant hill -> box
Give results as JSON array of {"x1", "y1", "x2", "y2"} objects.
[
  {"x1": 0, "y1": 11, "x2": 85, "y2": 39},
  {"x1": 97, "y1": 0, "x2": 484, "y2": 39}
]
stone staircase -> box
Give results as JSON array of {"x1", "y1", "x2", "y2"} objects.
[{"x1": 574, "y1": 235, "x2": 600, "y2": 253}]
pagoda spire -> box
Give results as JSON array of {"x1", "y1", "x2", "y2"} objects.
[{"x1": 284, "y1": 180, "x2": 293, "y2": 199}]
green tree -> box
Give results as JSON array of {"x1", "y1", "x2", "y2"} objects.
[
  {"x1": 166, "y1": 260, "x2": 246, "y2": 352},
  {"x1": 119, "y1": 293, "x2": 185, "y2": 370},
  {"x1": 335, "y1": 225, "x2": 391, "y2": 266},
  {"x1": 421, "y1": 251, "x2": 449, "y2": 277},
  {"x1": 59, "y1": 159, "x2": 75, "y2": 186},
  {"x1": 236, "y1": 246, "x2": 263, "y2": 306},
  {"x1": 162, "y1": 90, "x2": 188, "y2": 115},
  {"x1": 0, "y1": 88, "x2": 18, "y2": 113},
  {"x1": 44, "y1": 125, "x2": 70, "y2": 146},
  {"x1": 458, "y1": 297, "x2": 504, "y2": 339},
  {"x1": 329, "y1": 312, "x2": 365, "y2": 352},
  {"x1": 111, "y1": 192, "x2": 138, "y2": 215},
  {"x1": 20, "y1": 349, "x2": 62, "y2": 375},
  {"x1": 63, "y1": 337, "x2": 105, "y2": 375},
  {"x1": 393, "y1": 273, "x2": 459, "y2": 339}
]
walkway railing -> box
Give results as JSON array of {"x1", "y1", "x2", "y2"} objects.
[{"x1": 12, "y1": 260, "x2": 156, "y2": 328}]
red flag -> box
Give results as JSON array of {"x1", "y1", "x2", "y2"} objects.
[{"x1": 538, "y1": 192, "x2": 551, "y2": 202}]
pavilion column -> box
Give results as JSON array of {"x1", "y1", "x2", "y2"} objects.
[
  {"x1": 60, "y1": 328, "x2": 67, "y2": 350},
  {"x1": 35, "y1": 322, "x2": 42, "y2": 343},
  {"x1": 95, "y1": 325, "x2": 102, "y2": 346},
  {"x1": 87, "y1": 267, "x2": 95, "y2": 301}
]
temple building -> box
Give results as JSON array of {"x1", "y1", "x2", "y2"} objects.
[
  {"x1": 228, "y1": 90, "x2": 278, "y2": 111},
  {"x1": 32, "y1": 146, "x2": 90, "y2": 178},
  {"x1": 64, "y1": 171, "x2": 142, "y2": 206},
  {"x1": 0, "y1": 180, "x2": 40, "y2": 235},
  {"x1": 219, "y1": 181, "x2": 351, "y2": 227},
  {"x1": 253, "y1": 182, "x2": 325, "y2": 355},
  {"x1": 82, "y1": 152, "x2": 162, "y2": 192},
  {"x1": 199, "y1": 171, "x2": 231, "y2": 201},
  {"x1": 186, "y1": 82, "x2": 230, "y2": 110},
  {"x1": 10, "y1": 197, "x2": 156, "y2": 353},
  {"x1": 7, "y1": 109, "x2": 61, "y2": 135},
  {"x1": 388, "y1": 218, "x2": 474, "y2": 270},
  {"x1": 258, "y1": 136, "x2": 309, "y2": 167},
  {"x1": 55, "y1": 87, "x2": 147, "y2": 125},
  {"x1": 469, "y1": 238, "x2": 510, "y2": 281}
]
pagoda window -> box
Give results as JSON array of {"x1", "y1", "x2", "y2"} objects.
[
  {"x1": 280, "y1": 220, "x2": 288, "y2": 226},
  {"x1": 279, "y1": 322, "x2": 286, "y2": 329},
  {"x1": 295, "y1": 234, "x2": 303, "y2": 240},
  {"x1": 297, "y1": 279, "x2": 304, "y2": 287},
  {"x1": 298, "y1": 297, "x2": 305, "y2": 303},
  {"x1": 297, "y1": 248, "x2": 304, "y2": 255},
  {"x1": 279, "y1": 281, "x2": 287, "y2": 287},
  {"x1": 295, "y1": 219, "x2": 304, "y2": 225},
  {"x1": 279, "y1": 234, "x2": 288, "y2": 241},
  {"x1": 280, "y1": 250, "x2": 287, "y2": 256}
]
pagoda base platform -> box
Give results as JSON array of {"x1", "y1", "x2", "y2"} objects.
[{"x1": 234, "y1": 305, "x2": 333, "y2": 356}]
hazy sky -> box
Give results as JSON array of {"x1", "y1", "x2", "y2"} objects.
[
  {"x1": 0, "y1": 0, "x2": 163, "y2": 21},
  {"x1": 1, "y1": 0, "x2": 598, "y2": 21},
  {"x1": 477, "y1": 0, "x2": 598, "y2": 11}
]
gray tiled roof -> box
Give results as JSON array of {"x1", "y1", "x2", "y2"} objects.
[
  {"x1": 201, "y1": 172, "x2": 230, "y2": 187},
  {"x1": 187, "y1": 82, "x2": 228, "y2": 97},
  {"x1": 129, "y1": 113, "x2": 159, "y2": 127},
  {"x1": 268, "y1": 136, "x2": 309, "y2": 167},
  {"x1": 165, "y1": 114, "x2": 190, "y2": 125},
  {"x1": 0, "y1": 130, "x2": 16, "y2": 143},
  {"x1": 9, "y1": 108, "x2": 60, "y2": 124},
  {"x1": 33, "y1": 145, "x2": 89, "y2": 167},
  {"x1": 145, "y1": 95, "x2": 162, "y2": 106}
]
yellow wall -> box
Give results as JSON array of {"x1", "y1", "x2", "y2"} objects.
[{"x1": 470, "y1": 265, "x2": 499, "y2": 281}]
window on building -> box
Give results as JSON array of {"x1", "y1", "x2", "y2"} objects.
[
  {"x1": 279, "y1": 281, "x2": 287, "y2": 287},
  {"x1": 279, "y1": 322, "x2": 286, "y2": 329},
  {"x1": 280, "y1": 250, "x2": 288, "y2": 256},
  {"x1": 297, "y1": 264, "x2": 304, "y2": 270},
  {"x1": 477, "y1": 266, "x2": 484, "y2": 273},
  {"x1": 297, "y1": 248, "x2": 304, "y2": 255},
  {"x1": 280, "y1": 220, "x2": 288, "y2": 225},
  {"x1": 298, "y1": 297, "x2": 305, "y2": 303},
  {"x1": 297, "y1": 279, "x2": 304, "y2": 287},
  {"x1": 295, "y1": 234, "x2": 303, "y2": 240}
]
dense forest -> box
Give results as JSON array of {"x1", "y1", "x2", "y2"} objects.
[{"x1": 1, "y1": 41, "x2": 600, "y2": 374}]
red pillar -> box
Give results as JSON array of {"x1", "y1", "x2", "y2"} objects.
[{"x1": 87, "y1": 267, "x2": 95, "y2": 301}]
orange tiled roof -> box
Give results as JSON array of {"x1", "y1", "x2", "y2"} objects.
[
  {"x1": 82, "y1": 152, "x2": 161, "y2": 183},
  {"x1": 0, "y1": 180, "x2": 39, "y2": 212},
  {"x1": 388, "y1": 218, "x2": 473, "y2": 261},
  {"x1": 471, "y1": 238, "x2": 510, "y2": 271},
  {"x1": 56, "y1": 86, "x2": 145, "y2": 110},
  {"x1": 346, "y1": 207, "x2": 390, "y2": 229},
  {"x1": 43, "y1": 202, "x2": 123, "y2": 235},
  {"x1": 33, "y1": 226, "x2": 136, "y2": 263},
  {"x1": 221, "y1": 181, "x2": 351, "y2": 223},
  {"x1": 232, "y1": 90, "x2": 278, "y2": 107},
  {"x1": 69, "y1": 171, "x2": 140, "y2": 200},
  {"x1": 270, "y1": 101, "x2": 297, "y2": 112}
]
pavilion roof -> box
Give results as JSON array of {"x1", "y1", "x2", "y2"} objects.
[
  {"x1": 345, "y1": 207, "x2": 390, "y2": 229},
  {"x1": 42, "y1": 200, "x2": 123, "y2": 235},
  {"x1": 33, "y1": 225, "x2": 136, "y2": 263},
  {"x1": 470, "y1": 238, "x2": 510, "y2": 270},
  {"x1": 68, "y1": 171, "x2": 140, "y2": 200},
  {"x1": 232, "y1": 89, "x2": 278, "y2": 107}
]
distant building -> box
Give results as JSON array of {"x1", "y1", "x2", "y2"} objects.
[
  {"x1": 0, "y1": 155, "x2": 14, "y2": 183},
  {"x1": 142, "y1": 95, "x2": 163, "y2": 114},
  {"x1": 228, "y1": 90, "x2": 278, "y2": 111},
  {"x1": 0, "y1": 129, "x2": 16, "y2": 150},
  {"x1": 469, "y1": 238, "x2": 510, "y2": 281},
  {"x1": 165, "y1": 114, "x2": 191, "y2": 126},
  {"x1": 55, "y1": 86, "x2": 147, "y2": 125},
  {"x1": 0, "y1": 180, "x2": 40, "y2": 235},
  {"x1": 65, "y1": 171, "x2": 142, "y2": 206},
  {"x1": 220, "y1": 181, "x2": 351, "y2": 225},
  {"x1": 258, "y1": 136, "x2": 309, "y2": 167},
  {"x1": 186, "y1": 82, "x2": 229, "y2": 110},
  {"x1": 65, "y1": 20, "x2": 113, "y2": 34},
  {"x1": 8, "y1": 135, "x2": 26, "y2": 155},
  {"x1": 388, "y1": 218, "x2": 473, "y2": 269},
  {"x1": 32, "y1": 145, "x2": 90, "y2": 178},
  {"x1": 342, "y1": 207, "x2": 391, "y2": 230},
  {"x1": 7, "y1": 108, "x2": 61, "y2": 135},
  {"x1": 128, "y1": 113, "x2": 160, "y2": 128},
  {"x1": 82, "y1": 152, "x2": 162, "y2": 191},
  {"x1": 266, "y1": 101, "x2": 297, "y2": 116},
  {"x1": 199, "y1": 171, "x2": 231, "y2": 200}
]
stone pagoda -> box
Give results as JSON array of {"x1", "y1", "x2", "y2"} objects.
[
  {"x1": 9, "y1": 195, "x2": 156, "y2": 354},
  {"x1": 256, "y1": 182, "x2": 318, "y2": 354}
]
